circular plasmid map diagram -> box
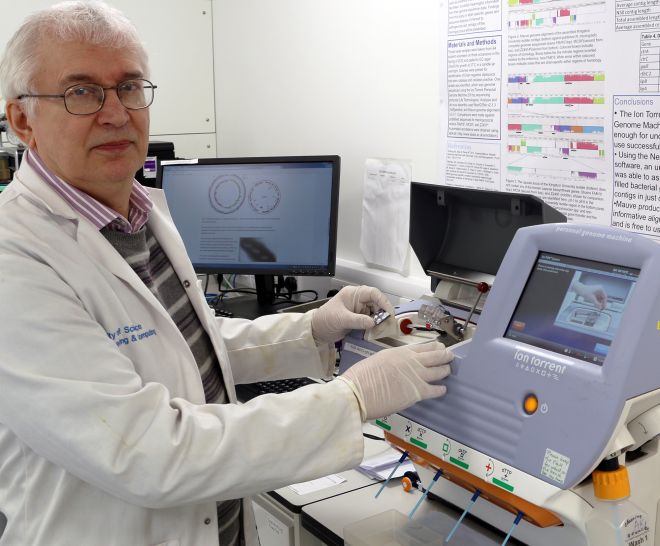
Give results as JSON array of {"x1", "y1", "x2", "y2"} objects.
[
  {"x1": 209, "y1": 175, "x2": 246, "y2": 214},
  {"x1": 249, "y1": 179, "x2": 281, "y2": 213}
]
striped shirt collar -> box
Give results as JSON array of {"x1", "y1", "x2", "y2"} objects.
[{"x1": 25, "y1": 148, "x2": 153, "y2": 234}]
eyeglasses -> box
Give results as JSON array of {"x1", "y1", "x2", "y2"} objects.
[{"x1": 17, "y1": 79, "x2": 157, "y2": 115}]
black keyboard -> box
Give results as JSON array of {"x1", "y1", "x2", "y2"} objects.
[{"x1": 235, "y1": 376, "x2": 319, "y2": 402}]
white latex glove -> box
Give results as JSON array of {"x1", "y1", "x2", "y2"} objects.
[
  {"x1": 311, "y1": 285, "x2": 395, "y2": 344},
  {"x1": 573, "y1": 282, "x2": 608, "y2": 310},
  {"x1": 338, "y1": 341, "x2": 453, "y2": 421}
]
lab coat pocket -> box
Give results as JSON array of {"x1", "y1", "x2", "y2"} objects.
[{"x1": 152, "y1": 540, "x2": 179, "y2": 546}]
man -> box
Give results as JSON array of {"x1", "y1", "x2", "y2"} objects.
[{"x1": 0, "y1": 2, "x2": 453, "y2": 545}]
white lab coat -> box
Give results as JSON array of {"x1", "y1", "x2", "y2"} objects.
[{"x1": 0, "y1": 160, "x2": 365, "y2": 546}]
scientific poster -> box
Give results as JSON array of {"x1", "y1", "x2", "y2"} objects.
[{"x1": 440, "y1": 0, "x2": 660, "y2": 238}]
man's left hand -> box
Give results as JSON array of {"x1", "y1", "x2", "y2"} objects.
[{"x1": 311, "y1": 285, "x2": 395, "y2": 344}]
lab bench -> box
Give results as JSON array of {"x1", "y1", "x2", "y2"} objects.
[
  {"x1": 254, "y1": 423, "x2": 523, "y2": 546},
  {"x1": 251, "y1": 423, "x2": 386, "y2": 546}
]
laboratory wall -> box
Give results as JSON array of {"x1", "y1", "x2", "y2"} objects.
[
  {"x1": 1, "y1": 0, "x2": 435, "y2": 298},
  {"x1": 0, "y1": 0, "x2": 217, "y2": 160},
  {"x1": 6, "y1": 2, "x2": 653, "y2": 301},
  {"x1": 212, "y1": 0, "x2": 440, "y2": 299},
  {"x1": 213, "y1": 0, "x2": 660, "y2": 299}
]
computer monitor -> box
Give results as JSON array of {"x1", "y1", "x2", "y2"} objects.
[{"x1": 157, "y1": 155, "x2": 340, "y2": 307}]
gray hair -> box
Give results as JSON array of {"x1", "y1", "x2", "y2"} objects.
[{"x1": 0, "y1": 1, "x2": 149, "y2": 114}]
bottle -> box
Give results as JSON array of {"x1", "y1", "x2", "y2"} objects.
[{"x1": 585, "y1": 459, "x2": 650, "y2": 546}]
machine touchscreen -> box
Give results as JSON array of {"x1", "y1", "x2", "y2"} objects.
[{"x1": 504, "y1": 252, "x2": 639, "y2": 365}]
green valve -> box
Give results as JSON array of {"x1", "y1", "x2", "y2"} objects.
[
  {"x1": 449, "y1": 457, "x2": 469, "y2": 470},
  {"x1": 410, "y1": 438, "x2": 427, "y2": 449},
  {"x1": 375, "y1": 419, "x2": 391, "y2": 431},
  {"x1": 492, "y1": 478, "x2": 514, "y2": 492}
]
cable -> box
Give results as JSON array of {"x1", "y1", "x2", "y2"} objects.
[
  {"x1": 270, "y1": 290, "x2": 318, "y2": 302},
  {"x1": 269, "y1": 294, "x2": 320, "y2": 308},
  {"x1": 217, "y1": 288, "x2": 257, "y2": 296},
  {"x1": 288, "y1": 290, "x2": 318, "y2": 299},
  {"x1": 207, "y1": 288, "x2": 258, "y2": 313}
]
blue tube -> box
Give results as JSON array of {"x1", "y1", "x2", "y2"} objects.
[
  {"x1": 501, "y1": 511, "x2": 524, "y2": 546},
  {"x1": 408, "y1": 468, "x2": 443, "y2": 519},
  {"x1": 445, "y1": 490, "x2": 481, "y2": 542},
  {"x1": 374, "y1": 451, "x2": 408, "y2": 499}
]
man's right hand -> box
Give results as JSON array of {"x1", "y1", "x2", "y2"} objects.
[
  {"x1": 338, "y1": 341, "x2": 453, "y2": 421},
  {"x1": 573, "y1": 281, "x2": 608, "y2": 310}
]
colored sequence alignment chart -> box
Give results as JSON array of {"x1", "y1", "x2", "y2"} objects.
[
  {"x1": 640, "y1": 33, "x2": 660, "y2": 93},
  {"x1": 507, "y1": 72, "x2": 606, "y2": 181},
  {"x1": 508, "y1": 1, "x2": 605, "y2": 28}
]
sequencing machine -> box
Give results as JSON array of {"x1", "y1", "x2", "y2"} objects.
[{"x1": 342, "y1": 220, "x2": 660, "y2": 545}]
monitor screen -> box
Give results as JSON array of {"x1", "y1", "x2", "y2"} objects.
[
  {"x1": 157, "y1": 156, "x2": 340, "y2": 304},
  {"x1": 504, "y1": 252, "x2": 639, "y2": 365}
]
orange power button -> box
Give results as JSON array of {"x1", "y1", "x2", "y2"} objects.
[{"x1": 523, "y1": 394, "x2": 539, "y2": 415}]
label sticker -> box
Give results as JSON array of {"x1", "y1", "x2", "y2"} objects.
[
  {"x1": 342, "y1": 341, "x2": 376, "y2": 358},
  {"x1": 541, "y1": 448, "x2": 570, "y2": 484}
]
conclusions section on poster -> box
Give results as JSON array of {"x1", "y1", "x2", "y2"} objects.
[{"x1": 612, "y1": 96, "x2": 660, "y2": 236}]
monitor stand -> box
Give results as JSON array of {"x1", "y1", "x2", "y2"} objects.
[
  {"x1": 217, "y1": 275, "x2": 298, "y2": 319},
  {"x1": 255, "y1": 274, "x2": 276, "y2": 305}
]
